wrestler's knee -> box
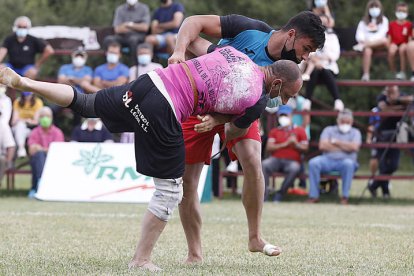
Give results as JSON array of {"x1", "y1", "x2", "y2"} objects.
[{"x1": 148, "y1": 177, "x2": 183, "y2": 221}]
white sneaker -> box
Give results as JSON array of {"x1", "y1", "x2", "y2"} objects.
[
  {"x1": 302, "y1": 74, "x2": 310, "y2": 81},
  {"x1": 334, "y1": 99, "x2": 344, "y2": 111},
  {"x1": 361, "y1": 73, "x2": 370, "y2": 81},
  {"x1": 353, "y1": 44, "x2": 364, "y2": 52},
  {"x1": 226, "y1": 161, "x2": 239, "y2": 173},
  {"x1": 395, "y1": 72, "x2": 406, "y2": 80},
  {"x1": 17, "y1": 147, "x2": 27, "y2": 158}
]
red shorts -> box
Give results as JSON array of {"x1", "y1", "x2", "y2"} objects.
[{"x1": 182, "y1": 116, "x2": 261, "y2": 165}]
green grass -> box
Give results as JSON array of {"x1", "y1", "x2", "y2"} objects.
[{"x1": 1, "y1": 178, "x2": 414, "y2": 275}]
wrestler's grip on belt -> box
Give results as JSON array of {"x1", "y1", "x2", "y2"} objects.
[{"x1": 194, "y1": 114, "x2": 233, "y2": 133}]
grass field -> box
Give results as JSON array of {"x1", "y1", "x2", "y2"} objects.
[{"x1": 1, "y1": 177, "x2": 414, "y2": 275}]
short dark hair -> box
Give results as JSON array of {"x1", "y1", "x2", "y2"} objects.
[
  {"x1": 268, "y1": 59, "x2": 301, "y2": 83},
  {"x1": 107, "y1": 41, "x2": 121, "y2": 50},
  {"x1": 281, "y1": 11, "x2": 326, "y2": 50},
  {"x1": 396, "y1": 1, "x2": 408, "y2": 8}
]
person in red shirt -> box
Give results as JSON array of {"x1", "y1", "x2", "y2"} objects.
[
  {"x1": 262, "y1": 105, "x2": 308, "y2": 202},
  {"x1": 387, "y1": 2, "x2": 412, "y2": 80}
]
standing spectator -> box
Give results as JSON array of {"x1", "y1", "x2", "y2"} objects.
[
  {"x1": 366, "y1": 106, "x2": 381, "y2": 186},
  {"x1": 71, "y1": 118, "x2": 113, "y2": 143},
  {"x1": 302, "y1": 14, "x2": 344, "y2": 111},
  {"x1": 0, "y1": 16, "x2": 54, "y2": 79},
  {"x1": 353, "y1": 0, "x2": 389, "y2": 81},
  {"x1": 12, "y1": 92, "x2": 43, "y2": 158},
  {"x1": 262, "y1": 105, "x2": 309, "y2": 202},
  {"x1": 368, "y1": 86, "x2": 413, "y2": 199},
  {"x1": 103, "y1": 0, "x2": 150, "y2": 57},
  {"x1": 145, "y1": 0, "x2": 185, "y2": 55},
  {"x1": 310, "y1": 0, "x2": 335, "y2": 28},
  {"x1": 0, "y1": 121, "x2": 15, "y2": 187},
  {"x1": 0, "y1": 85, "x2": 12, "y2": 126},
  {"x1": 129, "y1": 43, "x2": 163, "y2": 82},
  {"x1": 387, "y1": 2, "x2": 412, "y2": 80},
  {"x1": 307, "y1": 109, "x2": 361, "y2": 204},
  {"x1": 27, "y1": 106, "x2": 64, "y2": 197},
  {"x1": 83, "y1": 42, "x2": 129, "y2": 93}
]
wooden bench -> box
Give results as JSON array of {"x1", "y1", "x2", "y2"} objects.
[{"x1": 5, "y1": 161, "x2": 31, "y2": 191}]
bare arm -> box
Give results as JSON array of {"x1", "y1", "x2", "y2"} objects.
[
  {"x1": 101, "y1": 76, "x2": 128, "y2": 87},
  {"x1": 333, "y1": 140, "x2": 360, "y2": 152},
  {"x1": 194, "y1": 113, "x2": 233, "y2": 133},
  {"x1": 35, "y1": 45, "x2": 54, "y2": 68},
  {"x1": 0, "y1": 47, "x2": 8, "y2": 63}
]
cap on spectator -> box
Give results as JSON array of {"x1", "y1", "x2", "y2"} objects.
[
  {"x1": 277, "y1": 105, "x2": 293, "y2": 115},
  {"x1": 72, "y1": 48, "x2": 87, "y2": 57}
]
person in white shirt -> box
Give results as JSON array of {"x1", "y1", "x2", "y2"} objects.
[
  {"x1": 0, "y1": 85, "x2": 12, "y2": 126},
  {"x1": 0, "y1": 121, "x2": 16, "y2": 186},
  {"x1": 129, "y1": 43, "x2": 163, "y2": 82}
]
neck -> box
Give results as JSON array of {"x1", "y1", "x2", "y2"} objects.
[
  {"x1": 267, "y1": 31, "x2": 283, "y2": 60},
  {"x1": 259, "y1": 67, "x2": 272, "y2": 94}
]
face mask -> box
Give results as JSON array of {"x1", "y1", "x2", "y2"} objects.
[
  {"x1": 314, "y1": 0, "x2": 327, "y2": 8},
  {"x1": 106, "y1": 53, "x2": 119, "y2": 64},
  {"x1": 39, "y1": 116, "x2": 52, "y2": 128},
  {"x1": 72, "y1": 56, "x2": 86, "y2": 67},
  {"x1": 395, "y1": 12, "x2": 407, "y2": 20},
  {"x1": 137, "y1": 54, "x2": 151, "y2": 65},
  {"x1": 281, "y1": 38, "x2": 300, "y2": 64},
  {"x1": 278, "y1": 116, "x2": 291, "y2": 127},
  {"x1": 127, "y1": 0, "x2": 138, "y2": 6},
  {"x1": 369, "y1": 7, "x2": 381, "y2": 18},
  {"x1": 16, "y1": 28, "x2": 28, "y2": 37},
  {"x1": 338, "y1": 124, "x2": 352, "y2": 133}
]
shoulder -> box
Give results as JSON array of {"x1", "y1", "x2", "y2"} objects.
[
  {"x1": 172, "y1": 2, "x2": 184, "y2": 11},
  {"x1": 220, "y1": 14, "x2": 273, "y2": 33}
]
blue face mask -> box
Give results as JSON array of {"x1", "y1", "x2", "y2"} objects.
[
  {"x1": 137, "y1": 54, "x2": 151, "y2": 65},
  {"x1": 16, "y1": 28, "x2": 28, "y2": 37},
  {"x1": 106, "y1": 53, "x2": 119, "y2": 64}
]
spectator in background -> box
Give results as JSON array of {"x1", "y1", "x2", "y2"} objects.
[
  {"x1": 12, "y1": 92, "x2": 43, "y2": 158},
  {"x1": 405, "y1": 12, "x2": 414, "y2": 81},
  {"x1": 129, "y1": 43, "x2": 163, "y2": 82},
  {"x1": 302, "y1": 14, "x2": 344, "y2": 111},
  {"x1": 0, "y1": 16, "x2": 54, "y2": 79},
  {"x1": 83, "y1": 42, "x2": 129, "y2": 93},
  {"x1": 354, "y1": 0, "x2": 389, "y2": 81},
  {"x1": 310, "y1": 0, "x2": 335, "y2": 28},
  {"x1": 0, "y1": 121, "x2": 15, "y2": 187},
  {"x1": 262, "y1": 105, "x2": 308, "y2": 202},
  {"x1": 368, "y1": 85, "x2": 413, "y2": 199},
  {"x1": 71, "y1": 118, "x2": 113, "y2": 143},
  {"x1": 145, "y1": 0, "x2": 185, "y2": 55},
  {"x1": 104, "y1": 0, "x2": 150, "y2": 57},
  {"x1": 387, "y1": 2, "x2": 412, "y2": 80},
  {"x1": 307, "y1": 109, "x2": 361, "y2": 205},
  {"x1": 0, "y1": 85, "x2": 12, "y2": 126},
  {"x1": 27, "y1": 106, "x2": 64, "y2": 198},
  {"x1": 366, "y1": 106, "x2": 381, "y2": 184}
]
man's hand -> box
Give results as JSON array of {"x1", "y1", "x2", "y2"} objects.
[
  {"x1": 168, "y1": 51, "x2": 186, "y2": 64},
  {"x1": 194, "y1": 115, "x2": 218, "y2": 133}
]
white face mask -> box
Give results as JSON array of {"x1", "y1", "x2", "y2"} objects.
[
  {"x1": 106, "y1": 53, "x2": 119, "y2": 64},
  {"x1": 314, "y1": 0, "x2": 327, "y2": 8},
  {"x1": 338, "y1": 124, "x2": 352, "y2": 133},
  {"x1": 278, "y1": 116, "x2": 291, "y2": 127},
  {"x1": 72, "y1": 56, "x2": 86, "y2": 67},
  {"x1": 395, "y1": 11, "x2": 407, "y2": 20},
  {"x1": 127, "y1": 0, "x2": 138, "y2": 6},
  {"x1": 16, "y1": 28, "x2": 28, "y2": 37},
  {"x1": 137, "y1": 54, "x2": 151, "y2": 65},
  {"x1": 369, "y1": 7, "x2": 381, "y2": 18}
]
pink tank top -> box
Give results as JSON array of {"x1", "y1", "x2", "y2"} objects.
[{"x1": 155, "y1": 46, "x2": 264, "y2": 123}]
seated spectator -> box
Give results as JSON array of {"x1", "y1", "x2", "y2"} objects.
[
  {"x1": 0, "y1": 16, "x2": 54, "y2": 79},
  {"x1": 310, "y1": 0, "x2": 335, "y2": 28},
  {"x1": 27, "y1": 106, "x2": 64, "y2": 197},
  {"x1": 302, "y1": 14, "x2": 344, "y2": 111},
  {"x1": 405, "y1": 14, "x2": 414, "y2": 81},
  {"x1": 103, "y1": 0, "x2": 150, "y2": 58},
  {"x1": 129, "y1": 43, "x2": 163, "y2": 82},
  {"x1": 353, "y1": 0, "x2": 389, "y2": 81},
  {"x1": 0, "y1": 85, "x2": 12, "y2": 126},
  {"x1": 0, "y1": 121, "x2": 16, "y2": 187},
  {"x1": 12, "y1": 92, "x2": 43, "y2": 158},
  {"x1": 71, "y1": 118, "x2": 113, "y2": 143},
  {"x1": 262, "y1": 105, "x2": 309, "y2": 202},
  {"x1": 368, "y1": 85, "x2": 414, "y2": 199},
  {"x1": 83, "y1": 42, "x2": 129, "y2": 93},
  {"x1": 145, "y1": 0, "x2": 185, "y2": 55},
  {"x1": 307, "y1": 109, "x2": 361, "y2": 204},
  {"x1": 387, "y1": 2, "x2": 412, "y2": 80}
]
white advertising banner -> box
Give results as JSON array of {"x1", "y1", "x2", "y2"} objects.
[{"x1": 36, "y1": 142, "x2": 207, "y2": 203}]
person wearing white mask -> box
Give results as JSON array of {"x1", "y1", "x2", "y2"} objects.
[
  {"x1": 58, "y1": 49, "x2": 93, "y2": 93},
  {"x1": 128, "y1": 43, "x2": 163, "y2": 82},
  {"x1": 353, "y1": 0, "x2": 389, "y2": 81},
  {"x1": 387, "y1": 2, "x2": 412, "y2": 80},
  {"x1": 262, "y1": 105, "x2": 308, "y2": 202},
  {"x1": 311, "y1": 0, "x2": 335, "y2": 28},
  {"x1": 103, "y1": 0, "x2": 150, "y2": 58},
  {"x1": 0, "y1": 16, "x2": 54, "y2": 79},
  {"x1": 307, "y1": 109, "x2": 361, "y2": 205},
  {"x1": 85, "y1": 42, "x2": 129, "y2": 93}
]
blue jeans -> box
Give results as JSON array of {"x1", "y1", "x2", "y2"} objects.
[
  {"x1": 30, "y1": 151, "x2": 47, "y2": 191},
  {"x1": 308, "y1": 155, "x2": 358, "y2": 199}
]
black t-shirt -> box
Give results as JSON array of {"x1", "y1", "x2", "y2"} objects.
[
  {"x1": 2, "y1": 34, "x2": 46, "y2": 68},
  {"x1": 377, "y1": 94, "x2": 403, "y2": 131}
]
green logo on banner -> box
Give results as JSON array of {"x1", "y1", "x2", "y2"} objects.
[{"x1": 72, "y1": 144, "x2": 113, "y2": 175}]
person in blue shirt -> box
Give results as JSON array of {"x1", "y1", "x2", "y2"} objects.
[
  {"x1": 168, "y1": 11, "x2": 325, "y2": 263},
  {"x1": 145, "y1": 0, "x2": 185, "y2": 55}
]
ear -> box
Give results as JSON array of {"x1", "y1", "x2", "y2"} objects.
[
  {"x1": 287, "y1": 29, "x2": 296, "y2": 38},
  {"x1": 271, "y1": 78, "x2": 281, "y2": 88}
]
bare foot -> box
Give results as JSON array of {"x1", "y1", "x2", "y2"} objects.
[
  {"x1": 183, "y1": 256, "x2": 203, "y2": 265},
  {"x1": 128, "y1": 260, "x2": 162, "y2": 272},
  {"x1": 248, "y1": 238, "x2": 282, "y2": 256}
]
